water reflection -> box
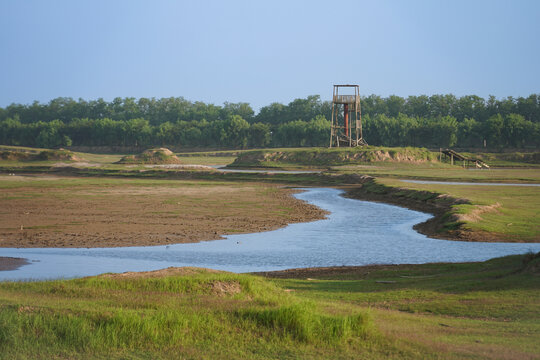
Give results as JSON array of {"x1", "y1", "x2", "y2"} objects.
[{"x1": 1, "y1": 188, "x2": 539, "y2": 281}]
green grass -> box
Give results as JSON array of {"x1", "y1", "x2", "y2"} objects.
[
  {"x1": 1, "y1": 254, "x2": 539, "y2": 359},
  {"x1": 271, "y1": 253, "x2": 540, "y2": 359},
  {"x1": 378, "y1": 178, "x2": 540, "y2": 241},
  {"x1": 174, "y1": 155, "x2": 237, "y2": 166},
  {"x1": 334, "y1": 163, "x2": 540, "y2": 183},
  {"x1": 458, "y1": 151, "x2": 540, "y2": 167},
  {"x1": 0, "y1": 270, "x2": 372, "y2": 359}
]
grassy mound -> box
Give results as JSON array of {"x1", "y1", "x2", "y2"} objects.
[
  {"x1": 0, "y1": 269, "x2": 371, "y2": 359},
  {"x1": 230, "y1": 147, "x2": 437, "y2": 168},
  {"x1": 0, "y1": 149, "x2": 81, "y2": 162},
  {"x1": 117, "y1": 148, "x2": 182, "y2": 164}
]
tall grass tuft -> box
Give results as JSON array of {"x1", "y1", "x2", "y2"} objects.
[{"x1": 240, "y1": 303, "x2": 370, "y2": 344}]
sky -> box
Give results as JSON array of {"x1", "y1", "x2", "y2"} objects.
[{"x1": 1, "y1": 0, "x2": 539, "y2": 110}]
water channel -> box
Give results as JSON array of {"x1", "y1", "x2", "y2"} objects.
[{"x1": 1, "y1": 188, "x2": 539, "y2": 281}]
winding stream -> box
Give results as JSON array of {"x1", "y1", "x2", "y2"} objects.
[{"x1": 1, "y1": 188, "x2": 539, "y2": 281}]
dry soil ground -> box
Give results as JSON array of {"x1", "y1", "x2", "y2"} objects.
[{"x1": 0, "y1": 175, "x2": 326, "y2": 248}]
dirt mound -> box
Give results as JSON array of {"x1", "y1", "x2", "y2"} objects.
[
  {"x1": 98, "y1": 267, "x2": 225, "y2": 279},
  {"x1": 117, "y1": 148, "x2": 182, "y2": 164},
  {"x1": 0, "y1": 149, "x2": 81, "y2": 162},
  {"x1": 209, "y1": 280, "x2": 242, "y2": 295},
  {"x1": 231, "y1": 147, "x2": 437, "y2": 167}
]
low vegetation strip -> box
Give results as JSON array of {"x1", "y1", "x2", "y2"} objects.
[{"x1": 230, "y1": 147, "x2": 437, "y2": 168}]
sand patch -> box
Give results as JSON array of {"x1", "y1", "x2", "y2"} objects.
[{"x1": 455, "y1": 203, "x2": 502, "y2": 223}]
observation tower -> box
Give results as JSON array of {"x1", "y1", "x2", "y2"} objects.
[{"x1": 329, "y1": 84, "x2": 367, "y2": 147}]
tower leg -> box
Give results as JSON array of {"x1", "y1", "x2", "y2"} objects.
[{"x1": 344, "y1": 104, "x2": 349, "y2": 138}]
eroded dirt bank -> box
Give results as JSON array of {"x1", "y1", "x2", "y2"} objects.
[
  {"x1": 0, "y1": 176, "x2": 327, "y2": 248},
  {"x1": 341, "y1": 179, "x2": 504, "y2": 243}
]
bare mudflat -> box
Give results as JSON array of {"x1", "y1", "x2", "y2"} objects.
[
  {"x1": 0, "y1": 257, "x2": 29, "y2": 271},
  {"x1": 0, "y1": 175, "x2": 326, "y2": 248}
]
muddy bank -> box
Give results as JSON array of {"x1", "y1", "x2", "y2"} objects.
[
  {"x1": 254, "y1": 263, "x2": 433, "y2": 279},
  {"x1": 0, "y1": 177, "x2": 327, "y2": 248},
  {"x1": 0, "y1": 257, "x2": 30, "y2": 271},
  {"x1": 341, "y1": 178, "x2": 503, "y2": 243}
]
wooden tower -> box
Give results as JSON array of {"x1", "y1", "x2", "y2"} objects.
[{"x1": 329, "y1": 84, "x2": 367, "y2": 147}]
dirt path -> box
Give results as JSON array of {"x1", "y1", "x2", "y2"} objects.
[{"x1": 0, "y1": 176, "x2": 327, "y2": 248}]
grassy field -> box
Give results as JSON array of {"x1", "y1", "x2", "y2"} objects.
[
  {"x1": 374, "y1": 178, "x2": 540, "y2": 242},
  {"x1": 333, "y1": 163, "x2": 540, "y2": 183},
  {"x1": 0, "y1": 253, "x2": 538, "y2": 359},
  {"x1": 270, "y1": 252, "x2": 540, "y2": 359}
]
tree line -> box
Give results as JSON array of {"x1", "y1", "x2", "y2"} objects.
[{"x1": 0, "y1": 94, "x2": 539, "y2": 149}]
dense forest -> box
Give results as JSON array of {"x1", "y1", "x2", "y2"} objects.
[{"x1": 0, "y1": 94, "x2": 539, "y2": 150}]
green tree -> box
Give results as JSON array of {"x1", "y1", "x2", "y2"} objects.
[
  {"x1": 35, "y1": 120, "x2": 66, "y2": 148},
  {"x1": 305, "y1": 115, "x2": 330, "y2": 146},
  {"x1": 503, "y1": 114, "x2": 528, "y2": 147},
  {"x1": 225, "y1": 115, "x2": 250, "y2": 148},
  {"x1": 221, "y1": 102, "x2": 254, "y2": 122},
  {"x1": 457, "y1": 118, "x2": 482, "y2": 147},
  {"x1": 484, "y1": 114, "x2": 504, "y2": 148},
  {"x1": 248, "y1": 122, "x2": 271, "y2": 148},
  {"x1": 386, "y1": 95, "x2": 406, "y2": 117},
  {"x1": 123, "y1": 118, "x2": 152, "y2": 146},
  {"x1": 432, "y1": 116, "x2": 458, "y2": 148}
]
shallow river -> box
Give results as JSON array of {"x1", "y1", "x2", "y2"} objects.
[{"x1": 1, "y1": 188, "x2": 539, "y2": 281}]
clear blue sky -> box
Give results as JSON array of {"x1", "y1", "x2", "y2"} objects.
[{"x1": 1, "y1": 0, "x2": 539, "y2": 110}]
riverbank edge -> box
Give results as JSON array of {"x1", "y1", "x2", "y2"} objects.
[
  {"x1": 340, "y1": 178, "x2": 511, "y2": 243},
  {"x1": 1, "y1": 166, "x2": 527, "y2": 243}
]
